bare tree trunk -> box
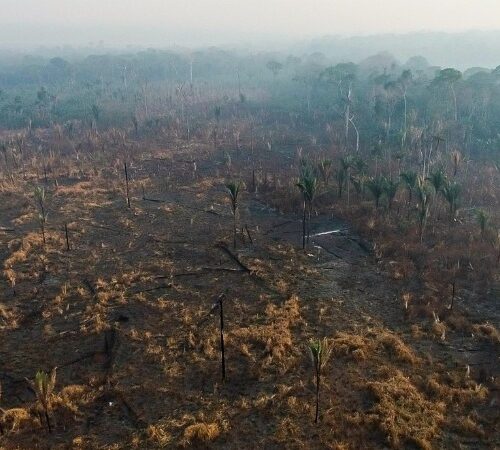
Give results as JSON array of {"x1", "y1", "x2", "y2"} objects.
[
  {"x1": 233, "y1": 213, "x2": 237, "y2": 250},
  {"x1": 219, "y1": 296, "x2": 226, "y2": 381},
  {"x1": 348, "y1": 115, "x2": 360, "y2": 153},
  {"x1": 65, "y1": 223, "x2": 70, "y2": 251},
  {"x1": 307, "y1": 202, "x2": 311, "y2": 244},
  {"x1": 402, "y1": 89, "x2": 408, "y2": 147},
  {"x1": 451, "y1": 85, "x2": 458, "y2": 121},
  {"x1": 314, "y1": 366, "x2": 321, "y2": 423},
  {"x1": 344, "y1": 83, "x2": 352, "y2": 149},
  {"x1": 124, "y1": 162, "x2": 131, "y2": 208},
  {"x1": 302, "y1": 200, "x2": 306, "y2": 250},
  {"x1": 44, "y1": 410, "x2": 52, "y2": 433}
]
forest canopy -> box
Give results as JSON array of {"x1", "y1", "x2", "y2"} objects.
[{"x1": 0, "y1": 47, "x2": 499, "y2": 161}]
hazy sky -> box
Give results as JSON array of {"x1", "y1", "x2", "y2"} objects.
[{"x1": 2, "y1": 0, "x2": 500, "y2": 47}]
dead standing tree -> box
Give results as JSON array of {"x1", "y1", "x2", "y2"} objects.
[
  {"x1": 34, "y1": 186, "x2": 48, "y2": 246},
  {"x1": 124, "y1": 162, "x2": 131, "y2": 208},
  {"x1": 225, "y1": 181, "x2": 243, "y2": 249},
  {"x1": 218, "y1": 293, "x2": 226, "y2": 382}
]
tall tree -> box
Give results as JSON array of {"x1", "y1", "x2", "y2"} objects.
[
  {"x1": 433, "y1": 68, "x2": 462, "y2": 121},
  {"x1": 398, "y1": 69, "x2": 413, "y2": 147}
]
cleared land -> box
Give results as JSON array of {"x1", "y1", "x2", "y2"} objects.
[{"x1": 0, "y1": 139, "x2": 498, "y2": 449}]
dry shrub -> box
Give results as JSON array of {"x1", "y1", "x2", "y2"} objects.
[
  {"x1": 472, "y1": 323, "x2": 500, "y2": 344},
  {"x1": 445, "y1": 313, "x2": 471, "y2": 333},
  {"x1": 72, "y1": 436, "x2": 87, "y2": 448},
  {"x1": 1, "y1": 407, "x2": 31, "y2": 432},
  {"x1": 273, "y1": 417, "x2": 301, "y2": 443},
  {"x1": 366, "y1": 370, "x2": 445, "y2": 449},
  {"x1": 55, "y1": 385, "x2": 90, "y2": 414},
  {"x1": 454, "y1": 415, "x2": 485, "y2": 437},
  {"x1": 410, "y1": 324, "x2": 424, "y2": 338},
  {"x1": 431, "y1": 321, "x2": 447, "y2": 340},
  {"x1": 0, "y1": 303, "x2": 19, "y2": 329},
  {"x1": 229, "y1": 296, "x2": 302, "y2": 375},
  {"x1": 4, "y1": 232, "x2": 43, "y2": 266},
  {"x1": 352, "y1": 348, "x2": 367, "y2": 361},
  {"x1": 426, "y1": 373, "x2": 488, "y2": 405},
  {"x1": 375, "y1": 331, "x2": 419, "y2": 365},
  {"x1": 331, "y1": 329, "x2": 419, "y2": 365},
  {"x1": 331, "y1": 332, "x2": 368, "y2": 357},
  {"x1": 331, "y1": 443, "x2": 351, "y2": 450},
  {"x1": 390, "y1": 258, "x2": 415, "y2": 280},
  {"x1": 265, "y1": 294, "x2": 301, "y2": 323},
  {"x1": 231, "y1": 320, "x2": 294, "y2": 374},
  {"x1": 51, "y1": 385, "x2": 92, "y2": 427},
  {"x1": 182, "y1": 422, "x2": 220, "y2": 444},
  {"x1": 147, "y1": 424, "x2": 172, "y2": 446}
]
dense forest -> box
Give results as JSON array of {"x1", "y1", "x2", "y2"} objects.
[{"x1": 1, "y1": 47, "x2": 500, "y2": 161}]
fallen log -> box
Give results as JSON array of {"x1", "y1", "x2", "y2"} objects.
[
  {"x1": 202, "y1": 266, "x2": 246, "y2": 272},
  {"x1": 130, "y1": 283, "x2": 173, "y2": 294},
  {"x1": 215, "y1": 243, "x2": 251, "y2": 272},
  {"x1": 313, "y1": 242, "x2": 343, "y2": 259},
  {"x1": 142, "y1": 197, "x2": 165, "y2": 203},
  {"x1": 264, "y1": 220, "x2": 294, "y2": 235},
  {"x1": 60, "y1": 351, "x2": 100, "y2": 368},
  {"x1": 245, "y1": 224, "x2": 254, "y2": 245}
]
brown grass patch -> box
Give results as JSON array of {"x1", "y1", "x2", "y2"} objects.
[
  {"x1": 367, "y1": 370, "x2": 445, "y2": 449},
  {"x1": 182, "y1": 422, "x2": 220, "y2": 444},
  {"x1": 0, "y1": 408, "x2": 31, "y2": 433},
  {"x1": 331, "y1": 329, "x2": 419, "y2": 365},
  {"x1": 472, "y1": 323, "x2": 500, "y2": 344},
  {"x1": 426, "y1": 373, "x2": 488, "y2": 405}
]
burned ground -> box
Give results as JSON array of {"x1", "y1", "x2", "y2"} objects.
[{"x1": 0, "y1": 138, "x2": 498, "y2": 449}]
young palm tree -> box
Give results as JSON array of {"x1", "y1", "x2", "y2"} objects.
[
  {"x1": 336, "y1": 166, "x2": 347, "y2": 199},
  {"x1": 350, "y1": 174, "x2": 368, "y2": 199},
  {"x1": 29, "y1": 368, "x2": 57, "y2": 433},
  {"x1": 371, "y1": 141, "x2": 383, "y2": 176},
  {"x1": 340, "y1": 155, "x2": 354, "y2": 205},
  {"x1": 309, "y1": 338, "x2": 332, "y2": 424},
  {"x1": 34, "y1": 186, "x2": 48, "y2": 245},
  {"x1": 442, "y1": 181, "x2": 461, "y2": 220},
  {"x1": 383, "y1": 178, "x2": 399, "y2": 210},
  {"x1": 475, "y1": 209, "x2": 489, "y2": 239},
  {"x1": 427, "y1": 167, "x2": 447, "y2": 197},
  {"x1": 366, "y1": 176, "x2": 385, "y2": 209},
  {"x1": 352, "y1": 155, "x2": 367, "y2": 176},
  {"x1": 225, "y1": 181, "x2": 243, "y2": 249},
  {"x1": 297, "y1": 170, "x2": 317, "y2": 250},
  {"x1": 400, "y1": 170, "x2": 417, "y2": 205},
  {"x1": 317, "y1": 159, "x2": 333, "y2": 186}
]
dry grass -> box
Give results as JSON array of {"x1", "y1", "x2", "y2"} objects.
[
  {"x1": 426, "y1": 373, "x2": 489, "y2": 405},
  {"x1": 366, "y1": 370, "x2": 445, "y2": 449},
  {"x1": 331, "y1": 329, "x2": 419, "y2": 365},
  {"x1": 0, "y1": 408, "x2": 31, "y2": 433},
  {"x1": 182, "y1": 422, "x2": 221, "y2": 445},
  {"x1": 472, "y1": 322, "x2": 500, "y2": 344}
]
